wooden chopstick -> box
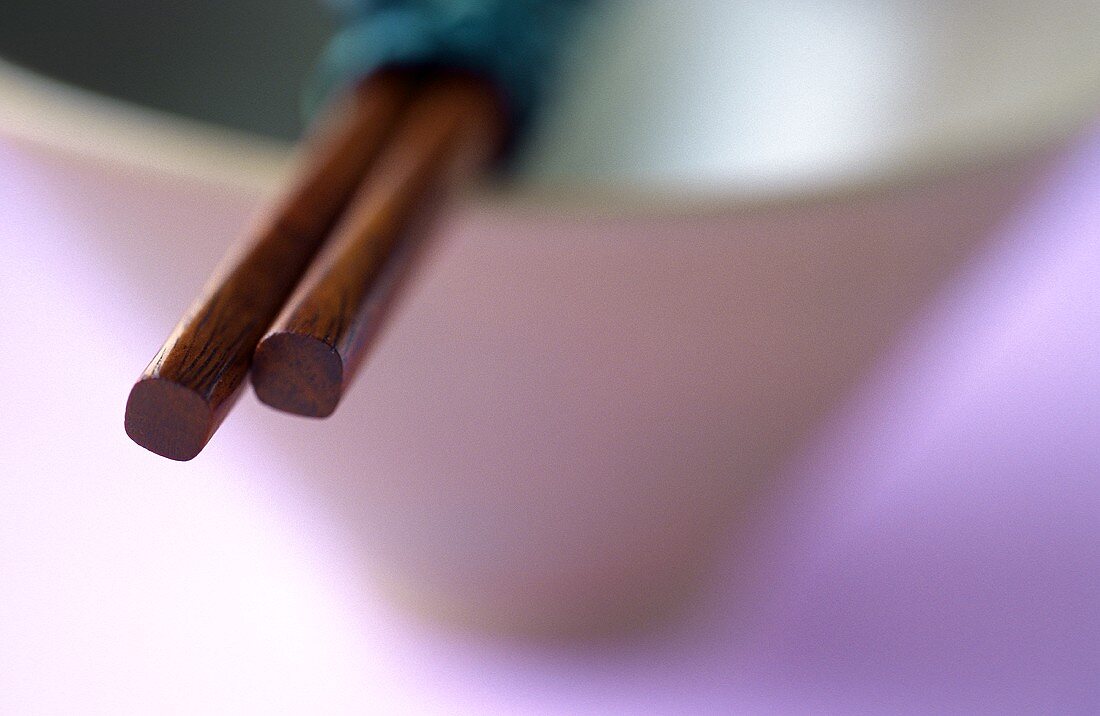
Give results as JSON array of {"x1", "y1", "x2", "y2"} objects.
[
  {"x1": 125, "y1": 70, "x2": 415, "y2": 460},
  {"x1": 250, "y1": 73, "x2": 505, "y2": 418}
]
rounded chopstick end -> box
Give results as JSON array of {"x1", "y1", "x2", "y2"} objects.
[
  {"x1": 251, "y1": 333, "x2": 344, "y2": 419},
  {"x1": 125, "y1": 377, "x2": 215, "y2": 461}
]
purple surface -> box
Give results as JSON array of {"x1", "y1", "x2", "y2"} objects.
[{"x1": 1, "y1": 124, "x2": 1098, "y2": 712}]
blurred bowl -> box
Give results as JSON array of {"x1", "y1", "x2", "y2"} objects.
[{"x1": 1, "y1": 0, "x2": 1097, "y2": 632}]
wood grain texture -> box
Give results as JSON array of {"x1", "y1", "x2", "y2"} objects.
[
  {"x1": 251, "y1": 74, "x2": 505, "y2": 418},
  {"x1": 125, "y1": 70, "x2": 414, "y2": 460}
]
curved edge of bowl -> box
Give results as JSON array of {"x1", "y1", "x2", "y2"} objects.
[
  {"x1": 0, "y1": 58, "x2": 291, "y2": 194},
  {"x1": 2, "y1": 56, "x2": 1098, "y2": 217}
]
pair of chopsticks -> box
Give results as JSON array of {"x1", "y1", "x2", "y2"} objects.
[{"x1": 125, "y1": 70, "x2": 505, "y2": 461}]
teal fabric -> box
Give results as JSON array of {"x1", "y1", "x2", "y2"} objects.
[{"x1": 310, "y1": 0, "x2": 587, "y2": 140}]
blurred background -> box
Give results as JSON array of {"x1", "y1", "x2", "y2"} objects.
[
  {"x1": 0, "y1": 0, "x2": 329, "y2": 138},
  {"x1": 1, "y1": 1, "x2": 1098, "y2": 713}
]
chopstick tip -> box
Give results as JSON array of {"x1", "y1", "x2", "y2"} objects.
[
  {"x1": 252, "y1": 332, "x2": 343, "y2": 419},
  {"x1": 125, "y1": 377, "x2": 214, "y2": 461}
]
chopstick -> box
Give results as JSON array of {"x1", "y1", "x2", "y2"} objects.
[
  {"x1": 250, "y1": 73, "x2": 505, "y2": 417},
  {"x1": 125, "y1": 70, "x2": 415, "y2": 461}
]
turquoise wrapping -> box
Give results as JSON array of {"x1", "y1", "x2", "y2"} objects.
[{"x1": 311, "y1": 0, "x2": 587, "y2": 141}]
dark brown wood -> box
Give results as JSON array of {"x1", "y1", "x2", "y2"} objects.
[
  {"x1": 125, "y1": 71, "x2": 414, "y2": 460},
  {"x1": 251, "y1": 74, "x2": 505, "y2": 418}
]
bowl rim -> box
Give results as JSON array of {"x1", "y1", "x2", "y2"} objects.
[{"x1": 1, "y1": 56, "x2": 1097, "y2": 217}]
